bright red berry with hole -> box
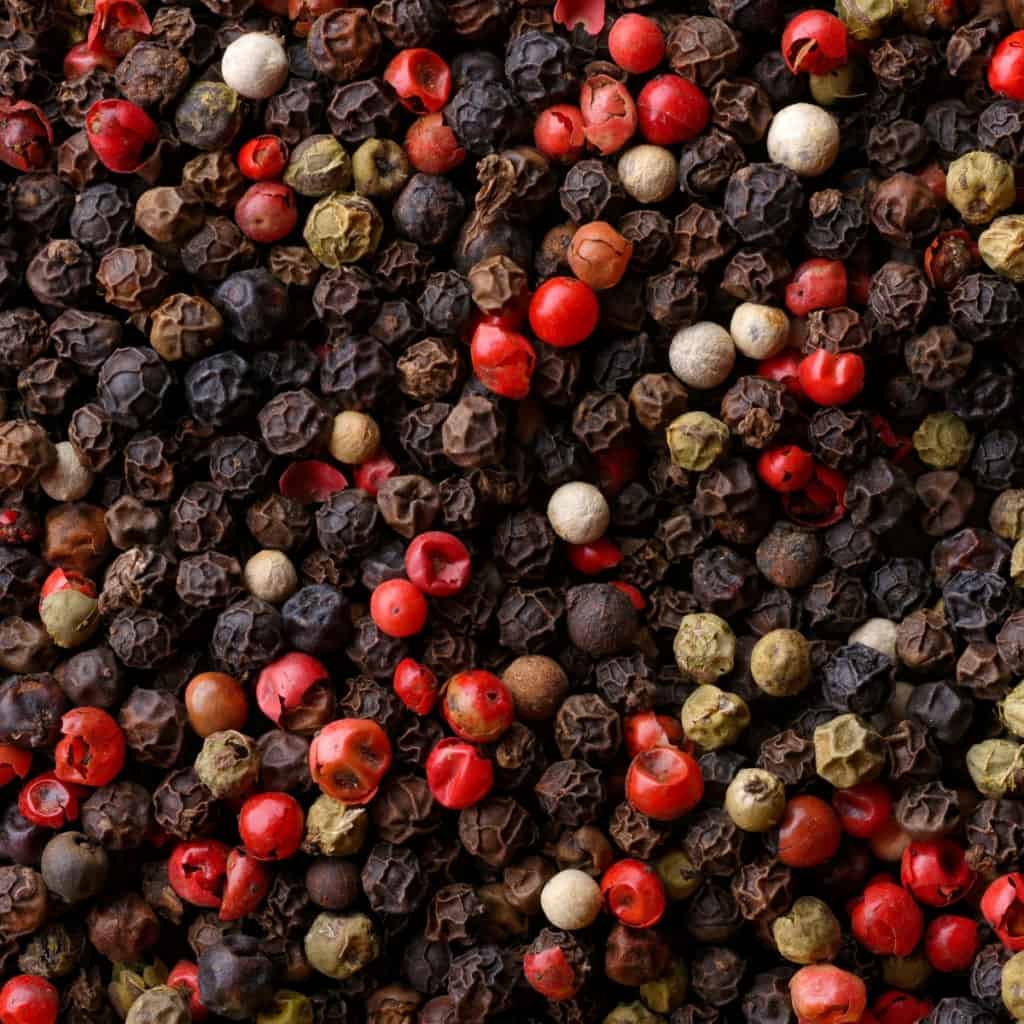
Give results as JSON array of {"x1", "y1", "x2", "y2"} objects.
[
  {"x1": 778, "y1": 795, "x2": 842, "y2": 867},
  {"x1": 370, "y1": 578, "x2": 429, "y2": 638},
  {"x1": 567, "y1": 538, "x2": 623, "y2": 575},
  {"x1": 18, "y1": 773, "x2": 83, "y2": 829},
  {"x1": 832, "y1": 782, "x2": 893, "y2": 839},
  {"x1": 757, "y1": 445, "x2": 815, "y2": 493},
  {"x1": 789, "y1": 965, "x2": 866, "y2": 1024},
  {"x1": 238, "y1": 135, "x2": 288, "y2": 180},
  {"x1": 85, "y1": 98, "x2": 157, "y2": 172},
  {"x1": 238, "y1": 792, "x2": 304, "y2": 861},
  {"x1": 471, "y1": 322, "x2": 536, "y2": 400},
  {"x1": 220, "y1": 847, "x2": 271, "y2": 922},
  {"x1": 624, "y1": 711, "x2": 682, "y2": 758},
  {"x1": 601, "y1": 859, "x2": 666, "y2": 927},
  {"x1": 167, "y1": 962, "x2": 207, "y2": 1022},
  {"x1": 870, "y1": 991, "x2": 932, "y2": 1024},
  {"x1": 608, "y1": 14, "x2": 665, "y2": 73},
  {"x1": 168, "y1": 839, "x2": 230, "y2": 908},
  {"x1": 404, "y1": 532, "x2": 471, "y2": 597},
  {"x1": 786, "y1": 258, "x2": 848, "y2": 314},
  {"x1": 580, "y1": 75, "x2": 638, "y2": 155},
  {"x1": 426, "y1": 738, "x2": 494, "y2": 809},
  {"x1": 529, "y1": 277, "x2": 600, "y2": 348},
  {"x1": 309, "y1": 718, "x2": 391, "y2": 804},
  {"x1": 256, "y1": 651, "x2": 329, "y2": 727},
  {"x1": 626, "y1": 746, "x2": 703, "y2": 821},
  {"x1": 799, "y1": 349, "x2": 865, "y2": 406},
  {"x1": 0, "y1": 746, "x2": 30, "y2": 789},
  {"x1": 442, "y1": 670, "x2": 514, "y2": 743},
  {"x1": 982, "y1": 873, "x2": 1024, "y2": 949},
  {"x1": 384, "y1": 49, "x2": 451, "y2": 114},
  {"x1": 900, "y1": 839, "x2": 975, "y2": 907},
  {"x1": 235, "y1": 182, "x2": 297, "y2": 243},
  {"x1": 990, "y1": 31, "x2": 1024, "y2": 100},
  {"x1": 405, "y1": 113, "x2": 465, "y2": 174},
  {"x1": 849, "y1": 879, "x2": 923, "y2": 956},
  {"x1": 925, "y1": 915, "x2": 978, "y2": 972},
  {"x1": 393, "y1": 658, "x2": 439, "y2": 715},
  {"x1": 534, "y1": 105, "x2": 586, "y2": 162},
  {"x1": 54, "y1": 708, "x2": 125, "y2": 787},
  {"x1": 782, "y1": 10, "x2": 848, "y2": 73},
  {"x1": 0, "y1": 976, "x2": 59, "y2": 1024},
  {"x1": 636, "y1": 75, "x2": 710, "y2": 145}
]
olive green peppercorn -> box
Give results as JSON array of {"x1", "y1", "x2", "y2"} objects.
[
  {"x1": 750, "y1": 629, "x2": 811, "y2": 697},
  {"x1": 194, "y1": 729, "x2": 260, "y2": 799},
  {"x1": 665, "y1": 411, "x2": 729, "y2": 471},
  {"x1": 773, "y1": 897, "x2": 842, "y2": 964},
  {"x1": 108, "y1": 962, "x2": 169, "y2": 1019},
  {"x1": 125, "y1": 986, "x2": 189, "y2": 1024},
  {"x1": 603, "y1": 1002, "x2": 667, "y2": 1024},
  {"x1": 351, "y1": 139, "x2": 410, "y2": 200},
  {"x1": 882, "y1": 954, "x2": 932, "y2": 991},
  {"x1": 304, "y1": 912, "x2": 379, "y2": 980},
  {"x1": 257, "y1": 991, "x2": 313, "y2": 1024},
  {"x1": 966, "y1": 739, "x2": 1024, "y2": 798},
  {"x1": 303, "y1": 192, "x2": 383, "y2": 268},
  {"x1": 1002, "y1": 950, "x2": 1024, "y2": 1019},
  {"x1": 835, "y1": 0, "x2": 896, "y2": 39},
  {"x1": 284, "y1": 136, "x2": 352, "y2": 197},
  {"x1": 946, "y1": 151, "x2": 1016, "y2": 225},
  {"x1": 639, "y1": 960, "x2": 688, "y2": 1015},
  {"x1": 303, "y1": 794, "x2": 368, "y2": 856},
  {"x1": 913, "y1": 412, "x2": 974, "y2": 469},
  {"x1": 655, "y1": 851, "x2": 702, "y2": 901},
  {"x1": 39, "y1": 589, "x2": 100, "y2": 648},
  {"x1": 980, "y1": 215, "x2": 1024, "y2": 282},
  {"x1": 724, "y1": 768, "x2": 786, "y2": 831},
  {"x1": 673, "y1": 613, "x2": 735, "y2": 684},
  {"x1": 681, "y1": 685, "x2": 750, "y2": 750},
  {"x1": 814, "y1": 714, "x2": 885, "y2": 788}
]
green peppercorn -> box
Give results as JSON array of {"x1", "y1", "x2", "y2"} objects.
[
  {"x1": 750, "y1": 629, "x2": 811, "y2": 697},
  {"x1": 809, "y1": 63, "x2": 861, "y2": 104},
  {"x1": 125, "y1": 986, "x2": 190, "y2": 1024},
  {"x1": 814, "y1": 714, "x2": 885, "y2": 789},
  {"x1": 966, "y1": 738, "x2": 1024, "y2": 798},
  {"x1": 835, "y1": 0, "x2": 899, "y2": 37},
  {"x1": 946, "y1": 151, "x2": 1016, "y2": 225},
  {"x1": 772, "y1": 896, "x2": 842, "y2": 964},
  {"x1": 980, "y1": 214, "x2": 1024, "y2": 282},
  {"x1": 304, "y1": 912, "x2": 379, "y2": 981},
  {"x1": 194, "y1": 729, "x2": 260, "y2": 799},
  {"x1": 913, "y1": 412, "x2": 974, "y2": 469},
  {"x1": 302, "y1": 794, "x2": 368, "y2": 856},
  {"x1": 257, "y1": 991, "x2": 313, "y2": 1024},
  {"x1": 673, "y1": 613, "x2": 735, "y2": 684},
  {"x1": 108, "y1": 963, "x2": 170, "y2": 1019},
  {"x1": 351, "y1": 139, "x2": 411, "y2": 200},
  {"x1": 882, "y1": 954, "x2": 932, "y2": 992},
  {"x1": 1002, "y1": 950, "x2": 1024, "y2": 1019},
  {"x1": 680, "y1": 685, "x2": 750, "y2": 750},
  {"x1": 283, "y1": 136, "x2": 352, "y2": 197},
  {"x1": 654, "y1": 851, "x2": 702, "y2": 901},
  {"x1": 603, "y1": 1002, "x2": 667, "y2": 1024},
  {"x1": 724, "y1": 768, "x2": 786, "y2": 831},
  {"x1": 639, "y1": 960, "x2": 688, "y2": 1015},
  {"x1": 39, "y1": 589, "x2": 100, "y2": 648},
  {"x1": 303, "y1": 192, "x2": 383, "y2": 268},
  {"x1": 665, "y1": 412, "x2": 729, "y2": 471}
]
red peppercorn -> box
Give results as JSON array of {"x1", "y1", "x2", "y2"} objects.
[
  {"x1": 238, "y1": 135, "x2": 289, "y2": 180},
  {"x1": 85, "y1": 98, "x2": 158, "y2": 173},
  {"x1": 567, "y1": 538, "x2": 623, "y2": 575},
  {"x1": 798, "y1": 350, "x2": 865, "y2": 407},
  {"x1": 534, "y1": 105, "x2": 586, "y2": 163},
  {"x1": 0, "y1": 976, "x2": 59, "y2": 1024},
  {"x1": 86, "y1": 0, "x2": 151, "y2": 59},
  {"x1": 0, "y1": 745, "x2": 31, "y2": 788},
  {"x1": 553, "y1": 0, "x2": 604, "y2": 33},
  {"x1": 219, "y1": 847, "x2": 272, "y2": 922},
  {"x1": 608, "y1": 14, "x2": 665, "y2": 74},
  {"x1": 781, "y1": 10, "x2": 849, "y2": 74},
  {"x1": 777, "y1": 795, "x2": 842, "y2": 867},
  {"x1": 757, "y1": 445, "x2": 815, "y2": 493},
  {"x1": 625, "y1": 746, "x2": 703, "y2": 821},
  {"x1": 870, "y1": 991, "x2": 932, "y2": 1024},
  {"x1": 64, "y1": 42, "x2": 118, "y2": 80},
  {"x1": 168, "y1": 839, "x2": 230, "y2": 908},
  {"x1": 900, "y1": 839, "x2": 976, "y2": 907},
  {"x1": 758, "y1": 351, "x2": 805, "y2": 398},
  {"x1": 393, "y1": 657, "x2": 439, "y2": 715},
  {"x1": 624, "y1": 710, "x2": 682, "y2": 757},
  {"x1": 53, "y1": 708, "x2": 125, "y2": 787},
  {"x1": 425, "y1": 738, "x2": 494, "y2": 809},
  {"x1": 523, "y1": 943, "x2": 582, "y2": 1001},
  {"x1": 611, "y1": 581, "x2": 646, "y2": 609},
  {"x1": 0, "y1": 99, "x2": 54, "y2": 172},
  {"x1": 442, "y1": 670, "x2": 515, "y2": 744},
  {"x1": 789, "y1": 965, "x2": 867, "y2": 1024},
  {"x1": 849, "y1": 879, "x2": 924, "y2": 956},
  {"x1": 989, "y1": 30, "x2": 1024, "y2": 100},
  {"x1": 235, "y1": 182, "x2": 298, "y2": 244},
  {"x1": 782, "y1": 463, "x2": 848, "y2": 528},
  {"x1": 18, "y1": 773, "x2": 83, "y2": 829},
  {"x1": 308, "y1": 718, "x2": 392, "y2": 804},
  {"x1": 580, "y1": 75, "x2": 638, "y2": 155},
  {"x1": 528, "y1": 277, "x2": 600, "y2": 348},
  {"x1": 832, "y1": 782, "x2": 893, "y2": 839},
  {"x1": 470, "y1": 322, "x2": 536, "y2": 400},
  {"x1": 404, "y1": 531, "x2": 472, "y2": 597},
  {"x1": 925, "y1": 914, "x2": 979, "y2": 972},
  {"x1": 597, "y1": 444, "x2": 640, "y2": 496},
  {"x1": 636, "y1": 74, "x2": 710, "y2": 145},
  {"x1": 600, "y1": 859, "x2": 666, "y2": 927},
  {"x1": 370, "y1": 578, "x2": 429, "y2": 638},
  {"x1": 405, "y1": 113, "x2": 466, "y2": 174},
  {"x1": 256, "y1": 652, "x2": 329, "y2": 727},
  {"x1": 238, "y1": 792, "x2": 304, "y2": 861},
  {"x1": 384, "y1": 49, "x2": 452, "y2": 114},
  {"x1": 278, "y1": 460, "x2": 347, "y2": 504},
  {"x1": 354, "y1": 451, "x2": 399, "y2": 496},
  {"x1": 786, "y1": 259, "x2": 848, "y2": 315},
  {"x1": 41, "y1": 568, "x2": 96, "y2": 600},
  {"x1": 982, "y1": 872, "x2": 1024, "y2": 949},
  {"x1": 167, "y1": 962, "x2": 208, "y2": 1022}
]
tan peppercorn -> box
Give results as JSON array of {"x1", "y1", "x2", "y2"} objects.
[
  {"x1": 946, "y1": 151, "x2": 1016, "y2": 225},
  {"x1": 680, "y1": 684, "x2": 750, "y2": 750},
  {"x1": 665, "y1": 411, "x2": 729, "y2": 471},
  {"x1": 303, "y1": 795, "x2": 368, "y2": 856},
  {"x1": 304, "y1": 912, "x2": 379, "y2": 981},
  {"x1": 724, "y1": 768, "x2": 786, "y2": 831},
  {"x1": 149, "y1": 293, "x2": 223, "y2": 362},
  {"x1": 913, "y1": 412, "x2": 974, "y2": 469},
  {"x1": 39, "y1": 441, "x2": 94, "y2": 502},
  {"x1": 980, "y1": 214, "x2": 1024, "y2": 281},
  {"x1": 540, "y1": 869, "x2": 602, "y2": 930},
  {"x1": 0, "y1": 419, "x2": 55, "y2": 491},
  {"x1": 729, "y1": 303, "x2": 791, "y2": 359},
  {"x1": 617, "y1": 145, "x2": 679, "y2": 204},
  {"x1": 1013, "y1": 538, "x2": 1024, "y2": 586},
  {"x1": 546, "y1": 481, "x2": 610, "y2": 544},
  {"x1": 814, "y1": 714, "x2": 885, "y2": 788},
  {"x1": 134, "y1": 187, "x2": 205, "y2": 245},
  {"x1": 243, "y1": 549, "x2": 298, "y2": 604},
  {"x1": 1002, "y1": 950, "x2": 1024, "y2": 1019},
  {"x1": 991, "y1": 490, "x2": 1024, "y2": 540},
  {"x1": 1002, "y1": 681, "x2": 1024, "y2": 738},
  {"x1": 329, "y1": 411, "x2": 380, "y2": 465},
  {"x1": 673, "y1": 613, "x2": 735, "y2": 684},
  {"x1": 967, "y1": 738, "x2": 1024, "y2": 798},
  {"x1": 751, "y1": 630, "x2": 811, "y2": 697},
  {"x1": 848, "y1": 618, "x2": 898, "y2": 661},
  {"x1": 669, "y1": 323, "x2": 736, "y2": 390},
  {"x1": 773, "y1": 897, "x2": 842, "y2": 964},
  {"x1": 502, "y1": 655, "x2": 569, "y2": 721}
]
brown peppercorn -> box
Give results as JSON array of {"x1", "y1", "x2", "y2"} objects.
[
  {"x1": 43, "y1": 503, "x2": 109, "y2": 576},
  {"x1": 86, "y1": 892, "x2": 159, "y2": 963},
  {"x1": 308, "y1": 9, "x2": 381, "y2": 82}
]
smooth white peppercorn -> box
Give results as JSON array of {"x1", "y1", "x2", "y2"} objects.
[
  {"x1": 669, "y1": 322, "x2": 736, "y2": 390},
  {"x1": 540, "y1": 869, "x2": 602, "y2": 930},
  {"x1": 244, "y1": 549, "x2": 298, "y2": 604},
  {"x1": 766, "y1": 103, "x2": 840, "y2": 177},
  {"x1": 546, "y1": 482, "x2": 610, "y2": 544},
  {"x1": 329, "y1": 410, "x2": 380, "y2": 465},
  {"x1": 729, "y1": 303, "x2": 791, "y2": 359},
  {"x1": 221, "y1": 33, "x2": 289, "y2": 100}
]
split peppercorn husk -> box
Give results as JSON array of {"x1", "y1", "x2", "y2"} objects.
[{"x1": 7, "y1": 0, "x2": 1024, "y2": 1022}]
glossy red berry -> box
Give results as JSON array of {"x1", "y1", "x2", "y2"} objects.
[
  {"x1": 308, "y1": 718, "x2": 392, "y2": 804},
  {"x1": 757, "y1": 445, "x2": 815, "y2": 493},
  {"x1": 41, "y1": 568, "x2": 95, "y2": 600},
  {"x1": 238, "y1": 792, "x2": 304, "y2": 861},
  {"x1": 404, "y1": 531, "x2": 472, "y2": 597},
  {"x1": 623, "y1": 711, "x2": 683, "y2": 758},
  {"x1": 405, "y1": 113, "x2": 465, "y2": 174},
  {"x1": 636, "y1": 75, "x2": 710, "y2": 145},
  {"x1": 777, "y1": 795, "x2": 842, "y2": 867},
  {"x1": 235, "y1": 182, "x2": 298, "y2": 243},
  {"x1": 601, "y1": 859, "x2": 666, "y2": 927},
  {"x1": 442, "y1": 670, "x2": 515, "y2": 744},
  {"x1": 533, "y1": 105, "x2": 586, "y2": 162},
  {"x1": 870, "y1": 991, "x2": 932, "y2": 1024},
  {"x1": 384, "y1": 49, "x2": 451, "y2": 114},
  {"x1": 798, "y1": 349, "x2": 865, "y2": 406},
  {"x1": 53, "y1": 708, "x2": 125, "y2": 787},
  {"x1": 0, "y1": 976, "x2": 59, "y2": 1024},
  {"x1": 220, "y1": 847, "x2": 272, "y2": 922},
  {"x1": 580, "y1": 75, "x2": 638, "y2": 155},
  {"x1": 393, "y1": 658, "x2": 439, "y2": 715},
  {"x1": 925, "y1": 914, "x2": 979, "y2": 972},
  {"x1": 529, "y1": 277, "x2": 600, "y2": 348},
  {"x1": 85, "y1": 98, "x2": 158, "y2": 172},
  {"x1": 426, "y1": 738, "x2": 494, "y2": 809},
  {"x1": 278, "y1": 460, "x2": 347, "y2": 504},
  {"x1": 470, "y1": 322, "x2": 536, "y2": 400},
  {"x1": 256, "y1": 652, "x2": 329, "y2": 727},
  {"x1": 0, "y1": 746, "x2": 31, "y2": 788},
  {"x1": 167, "y1": 962, "x2": 207, "y2": 1022},
  {"x1": 86, "y1": 0, "x2": 151, "y2": 58},
  {"x1": 354, "y1": 451, "x2": 399, "y2": 496},
  {"x1": 900, "y1": 839, "x2": 976, "y2": 907},
  {"x1": 370, "y1": 578, "x2": 429, "y2": 638},
  {"x1": 0, "y1": 99, "x2": 53, "y2": 172},
  {"x1": 758, "y1": 351, "x2": 804, "y2": 398},
  {"x1": 625, "y1": 746, "x2": 703, "y2": 821},
  {"x1": 566, "y1": 538, "x2": 623, "y2": 575},
  {"x1": 168, "y1": 839, "x2": 230, "y2": 908},
  {"x1": 832, "y1": 782, "x2": 893, "y2": 839},
  {"x1": 523, "y1": 943, "x2": 582, "y2": 1001},
  {"x1": 849, "y1": 879, "x2": 924, "y2": 956},
  {"x1": 18, "y1": 773, "x2": 83, "y2": 829},
  {"x1": 789, "y1": 965, "x2": 867, "y2": 1024},
  {"x1": 64, "y1": 42, "x2": 119, "y2": 79},
  {"x1": 611, "y1": 581, "x2": 646, "y2": 609},
  {"x1": 982, "y1": 872, "x2": 1024, "y2": 949},
  {"x1": 782, "y1": 463, "x2": 848, "y2": 528},
  {"x1": 782, "y1": 10, "x2": 848, "y2": 74},
  {"x1": 786, "y1": 258, "x2": 848, "y2": 315},
  {"x1": 990, "y1": 30, "x2": 1024, "y2": 100},
  {"x1": 238, "y1": 135, "x2": 288, "y2": 180},
  {"x1": 608, "y1": 14, "x2": 665, "y2": 73}
]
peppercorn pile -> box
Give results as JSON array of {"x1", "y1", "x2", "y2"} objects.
[{"x1": 9, "y1": 0, "x2": 1024, "y2": 1022}]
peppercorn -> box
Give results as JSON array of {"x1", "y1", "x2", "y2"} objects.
[
  {"x1": 681, "y1": 685, "x2": 750, "y2": 749},
  {"x1": 725, "y1": 768, "x2": 786, "y2": 831}
]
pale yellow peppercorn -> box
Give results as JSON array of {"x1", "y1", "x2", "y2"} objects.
[
  {"x1": 946, "y1": 151, "x2": 1016, "y2": 225},
  {"x1": 980, "y1": 214, "x2": 1024, "y2": 281},
  {"x1": 680, "y1": 684, "x2": 750, "y2": 750},
  {"x1": 329, "y1": 411, "x2": 380, "y2": 464},
  {"x1": 912, "y1": 412, "x2": 973, "y2": 469}
]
